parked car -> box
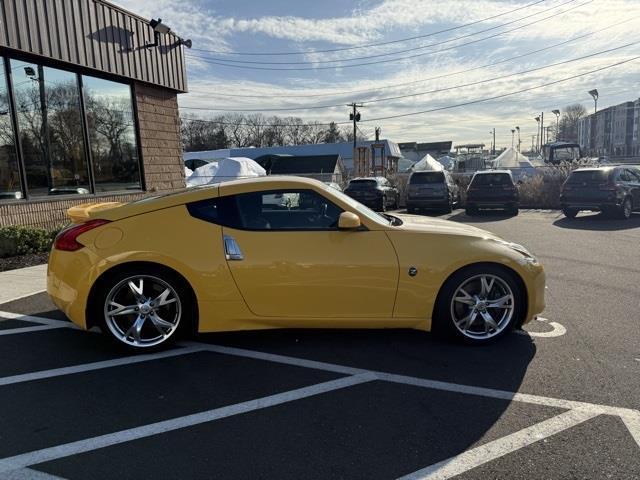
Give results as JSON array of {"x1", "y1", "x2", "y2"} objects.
[
  {"x1": 47, "y1": 176, "x2": 545, "y2": 350},
  {"x1": 343, "y1": 177, "x2": 399, "y2": 211},
  {"x1": 466, "y1": 170, "x2": 519, "y2": 216},
  {"x1": 406, "y1": 170, "x2": 459, "y2": 214},
  {"x1": 560, "y1": 166, "x2": 640, "y2": 219}
]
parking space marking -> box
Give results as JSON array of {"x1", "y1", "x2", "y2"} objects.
[
  {"x1": 0, "y1": 311, "x2": 75, "y2": 329},
  {"x1": 0, "y1": 346, "x2": 206, "y2": 387},
  {"x1": 0, "y1": 373, "x2": 375, "y2": 474},
  {"x1": 0, "y1": 289, "x2": 47, "y2": 307},
  {"x1": 398, "y1": 409, "x2": 600, "y2": 479},
  {"x1": 189, "y1": 342, "x2": 638, "y2": 419},
  {"x1": 515, "y1": 317, "x2": 567, "y2": 338},
  {"x1": 3, "y1": 468, "x2": 68, "y2": 479},
  {"x1": 620, "y1": 411, "x2": 640, "y2": 448},
  {"x1": 0, "y1": 324, "x2": 67, "y2": 336}
]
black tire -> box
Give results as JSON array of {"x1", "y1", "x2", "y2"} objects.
[
  {"x1": 443, "y1": 199, "x2": 453, "y2": 214},
  {"x1": 90, "y1": 264, "x2": 196, "y2": 351},
  {"x1": 465, "y1": 206, "x2": 478, "y2": 216},
  {"x1": 619, "y1": 197, "x2": 632, "y2": 220},
  {"x1": 432, "y1": 264, "x2": 524, "y2": 345},
  {"x1": 508, "y1": 206, "x2": 519, "y2": 216},
  {"x1": 562, "y1": 208, "x2": 578, "y2": 219}
]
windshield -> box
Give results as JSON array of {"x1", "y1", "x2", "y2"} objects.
[
  {"x1": 325, "y1": 185, "x2": 390, "y2": 225},
  {"x1": 347, "y1": 179, "x2": 377, "y2": 189},
  {"x1": 553, "y1": 146, "x2": 580, "y2": 161},
  {"x1": 410, "y1": 172, "x2": 445, "y2": 184}
]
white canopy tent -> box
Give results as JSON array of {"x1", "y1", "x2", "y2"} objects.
[
  {"x1": 409, "y1": 154, "x2": 445, "y2": 172},
  {"x1": 493, "y1": 148, "x2": 537, "y2": 179}
]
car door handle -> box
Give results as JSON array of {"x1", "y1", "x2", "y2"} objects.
[{"x1": 223, "y1": 235, "x2": 244, "y2": 261}]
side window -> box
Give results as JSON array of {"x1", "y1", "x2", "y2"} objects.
[
  {"x1": 617, "y1": 169, "x2": 630, "y2": 182},
  {"x1": 234, "y1": 189, "x2": 343, "y2": 231},
  {"x1": 625, "y1": 169, "x2": 640, "y2": 182}
]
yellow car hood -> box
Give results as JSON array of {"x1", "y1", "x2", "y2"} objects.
[{"x1": 392, "y1": 214, "x2": 503, "y2": 240}]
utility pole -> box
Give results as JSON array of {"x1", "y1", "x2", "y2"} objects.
[
  {"x1": 491, "y1": 128, "x2": 495, "y2": 155},
  {"x1": 540, "y1": 112, "x2": 544, "y2": 148},
  {"x1": 348, "y1": 103, "x2": 363, "y2": 153},
  {"x1": 375, "y1": 126, "x2": 381, "y2": 142}
]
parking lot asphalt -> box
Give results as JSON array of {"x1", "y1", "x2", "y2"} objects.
[{"x1": 0, "y1": 209, "x2": 638, "y2": 479}]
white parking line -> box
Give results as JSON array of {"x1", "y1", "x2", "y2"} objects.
[
  {"x1": 3, "y1": 468, "x2": 68, "y2": 479},
  {"x1": 0, "y1": 325, "x2": 67, "y2": 336},
  {"x1": 0, "y1": 311, "x2": 75, "y2": 328},
  {"x1": 398, "y1": 409, "x2": 600, "y2": 480},
  {"x1": 620, "y1": 411, "x2": 640, "y2": 448},
  {"x1": 0, "y1": 346, "x2": 206, "y2": 387},
  {"x1": 0, "y1": 289, "x2": 47, "y2": 307},
  {"x1": 0, "y1": 373, "x2": 376, "y2": 474}
]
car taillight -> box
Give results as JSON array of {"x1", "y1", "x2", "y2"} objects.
[
  {"x1": 54, "y1": 219, "x2": 111, "y2": 251},
  {"x1": 502, "y1": 184, "x2": 515, "y2": 191}
]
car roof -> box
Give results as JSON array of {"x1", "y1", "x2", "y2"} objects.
[
  {"x1": 473, "y1": 169, "x2": 512, "y2": 175},
  {"x1": 571, "y1": 166, "x2": 616, "y2": 172}
]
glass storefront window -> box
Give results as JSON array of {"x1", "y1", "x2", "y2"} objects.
[
  {"x1": 12, "y1": 60, "x2": 90, "y2": 197},
  {"x1": 0, "y1": 58, "x2": 21, "y2": 200},
  {"x1": 83, "y1": 76, "x2": 141, "y2": 192}
]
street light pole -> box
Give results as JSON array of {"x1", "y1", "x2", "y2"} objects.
[
  {"x1": 515, "y1": 126, "x2": 520, "y2": 152},
  {"x1": 552, "y1": 109, "x2": 560, "y2": 141},
  {"x1": 511, "y1": 129, "x2": 515, "y2": 148},
  {"x1": 534, "y1": 116, "x2": 540, "y2": 153},
  {"x1": 588, "y1": 89, "x2": 599, "y2": 114}
]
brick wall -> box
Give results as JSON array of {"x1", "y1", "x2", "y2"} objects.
[{"x1": 135, "y1": 83, "x2": 186, "y2": 193}]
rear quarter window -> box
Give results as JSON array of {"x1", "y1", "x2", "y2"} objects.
[{"x1": 567, "y1": 170, "x2": 611, "y2": 184}]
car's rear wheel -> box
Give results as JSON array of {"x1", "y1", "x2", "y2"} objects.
[
  {"x1": 94, "y1": 267, "x2": 193, "y2": 350},
  {"x1": 563, "y1": 208, "x2": 578, "y2": 218},
  {"x1": 465, "y1": 206, "x2": 478, "y2": 216},
  {"x1": 433, "y1": 265, "x2": 523, "y2": 345}
]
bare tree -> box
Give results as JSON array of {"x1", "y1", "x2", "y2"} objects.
[{"x1": 558, "y1": 103, "x2": 587, "y2": 143}]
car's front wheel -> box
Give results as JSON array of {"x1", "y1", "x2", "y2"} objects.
[
  {"x1": 619, "y1": 197, "x2": 632, "y2": 220},
  {"x1": 433, "y1": 265, "x2": 523, "y2": 345},
  {"x1": 562, "y1": 207, "x2": 578, "y2": 218},
  {"x1": 93, "y1": 267, "x2": 194, "y2": 350}
]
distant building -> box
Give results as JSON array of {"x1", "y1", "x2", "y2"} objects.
[
  {"x1": 255, "y1": 154, "x2": 345, "y2": 184},
  {"x1": 577, "y1": 97, "x2": 640, "y2": 160},
  {"x1": 184, "y1": 140, "x2": 403, "y2": 175},
  {"x1": 398, "y1": 141, "x2": 453, "y2": 162}
]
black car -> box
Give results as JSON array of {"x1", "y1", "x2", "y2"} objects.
[
  {"x1": 344, "y1": 177, "x2": 399, "y2": 211},
  {"x1": 466, "y1": 170, "x2": 519, "y2": 215},
  {"x1": 406, "y1": 170, "x2": 460, "y2": 213},
  {"x1": 560, "y1": 166, "x2": 640, "y2": 219}
]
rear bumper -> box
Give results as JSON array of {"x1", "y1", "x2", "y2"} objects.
[
  {"x1": 47, "y1": 248, "x2": 101, "y2": 330},
  {"x1": 467, "y1": 200, "x2": 518, "y2": 209},
  {"x1": 560, "y1": 199, "x2": 622, "y2": 211},
  {"x1": 406, "y1": 196, "x2": 448, "y2": 208}
]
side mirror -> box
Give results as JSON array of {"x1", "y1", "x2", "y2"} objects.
[{"x1": 338, "y1": 211, "x2": 361, "y2": 230}]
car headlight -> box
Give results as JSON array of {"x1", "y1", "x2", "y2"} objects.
[{"x1": 494, "y1": 239, "x2": 539, "y2": 264}]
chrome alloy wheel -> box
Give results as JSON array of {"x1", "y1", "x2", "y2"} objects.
[
  {"x1": 450, "y1": 274, "x2": 515, "y2": 340},
  {"x1": 104, "y1": 275, "x2": 182, "y2": 348}
]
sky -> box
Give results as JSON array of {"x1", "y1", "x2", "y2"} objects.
[{"x1": 116, "y1": 0, "x2": 640, "y2": 148}]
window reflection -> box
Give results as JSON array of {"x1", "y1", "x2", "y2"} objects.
[
  {"x1": 0, "y1": 58, "x2": 21, "y2": 200},
  {"x1": 83, "y1": 76, "x2": 141, "y2": 192},
  {"x1": 12, "y1": 60, "x2": 90, "y2": 197}
]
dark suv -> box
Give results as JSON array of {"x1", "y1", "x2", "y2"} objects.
[
  {"x1": 560, "y1": 166, "x2": 640, "y2": 219},
  {"x1": 344, "y1": 177, "x2": 399, "y2": 211},
  {"x1": 466, "y1": 170, "x2": 519, "y2": 215},
  {"x1": 406, "y1": 170, "x2": 459, "y2": 213}
]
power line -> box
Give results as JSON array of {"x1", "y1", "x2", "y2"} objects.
[
  {"x1": 185, "y1": 0, "x2": 591, "y2": 71},
  {"x1": 189, "y1": 0, "x2": 549, "y2": 56},
  {"x1": 188, "y1": 0, "x2": 577, "y2": 66},
  {"x1": 179, "y1": 41, "x2": 640, "y2": 113},
  {"x1": 180, "y1": 55, "x2": 639, "y2": 127},
  {"x1": 186, "y1": 15, "x2": 639, "y2": 99}
]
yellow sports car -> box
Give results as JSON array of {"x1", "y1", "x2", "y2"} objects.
[{"x1": 47, "y1": 176, "x2": 545, "y2": 350}]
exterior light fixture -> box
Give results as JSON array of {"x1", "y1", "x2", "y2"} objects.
[
  {"x1": 23, "y1": 66, "x2": 36, "y2": 77},
  {"x1": 146, "y1": 18, "x2": 171, "y2": 48},
  {"x1": 178, "y1": 38, "x2": 193, "y2": 49},
  {"x1": 552, "y1": 110, "x2": 561, "y2": 141}
]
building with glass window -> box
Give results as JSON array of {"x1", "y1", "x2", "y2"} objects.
[{"x1": 0, "y1": 0, "x2": 188, "y2": 228}]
